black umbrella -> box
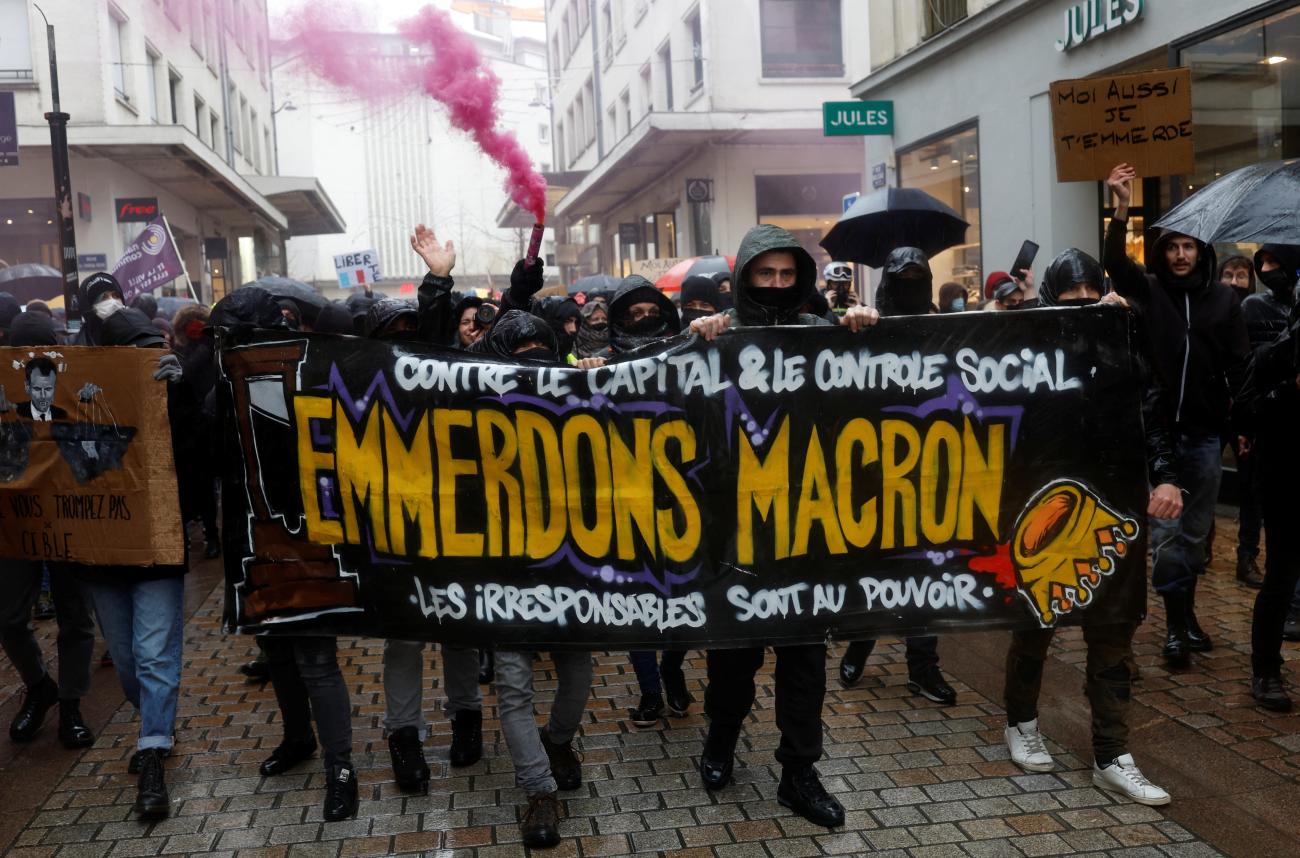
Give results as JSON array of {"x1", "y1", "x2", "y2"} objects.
[
  {"x1": 569, "y1": 274, "x2": 619, "y2": 296},
  {"x1": 820, "y1": 187, "x2": 969, "y2": 268},
  {"x1": 242, "y1": 276, "x2": 329, "y2": 323},
  {"x1": 0, "y1": 263, "x2": 63, "y2": 304},
  {"x1": 1154, "y1": 160, "x2": 1300, "y2": 245}
]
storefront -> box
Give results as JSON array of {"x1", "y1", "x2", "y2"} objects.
[{"x1": 851, "y1": 0, "x2": 1298, "y2": 302}]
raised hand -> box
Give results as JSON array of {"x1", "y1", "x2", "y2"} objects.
[
  {"x1": 410, "y1": 223, "x2": 456, "y2": 278},
  {"x1": 1107, "y1": 163, "x2": 1136, "y2": 209}
]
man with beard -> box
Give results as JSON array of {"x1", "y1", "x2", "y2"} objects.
[
  {"x1": 1001, "y1": 248, "x2": 1181, "y2": 806},
  {"x1": 1105, "y1": 164, "x2": 1250, "y2": 670},
  {"x1": 688, "y1": 224, "x2": 878, "y2": 829}
]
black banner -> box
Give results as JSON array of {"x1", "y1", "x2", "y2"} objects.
[{"x1": 218, "y1": 308, "x2": 1149, "y2": 648}]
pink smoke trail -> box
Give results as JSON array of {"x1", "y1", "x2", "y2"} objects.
[{"x1": 284, "y1": 3, "x2": 548, "y2": 223}]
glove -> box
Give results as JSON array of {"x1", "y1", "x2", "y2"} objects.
[
  {"x1": 153, "y1": 353, "x2": 183, "y2": 383},
  {"x1": 509, "y1": 257, "x2": 545, "y2": 299}
]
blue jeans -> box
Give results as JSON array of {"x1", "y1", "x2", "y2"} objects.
[
  {"x1": 87, "y1": 576, "x2": 185, "y2": 751},
  {"x1": 1150, "y1": 433, "x2": 1222, "y2": 597},
  {"x1": 627, "y1": 650, "x2": 686, "y2": 696}
]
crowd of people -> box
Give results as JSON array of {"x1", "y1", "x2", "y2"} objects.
[{"x1": 1, "y1": 160, "x2": 1298, "y2": 850}]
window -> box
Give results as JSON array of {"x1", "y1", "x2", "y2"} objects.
[
  {"x1": 229, "y1": 86, "x2": 241, "y2": 153},
  {"x1": 264, "y1": 128, "x2": 273, "y2": 172},
  {"x1": 924, "y1": 0, "x2": 968, "y2": 40},
  {"x1": 204, "y1": 1, "x2": 218, "y2": 65},
  {"x1": 898, "y1": 122, "x2": 982, "y2": 298},
  {"x1": 250, "y1": 108, "x2": 260, "y2": 171},
  {"x1": 639, "y1": 64, "x2": 652, "y2": 116},
  {"x1": 539, "y1": 123, "x2": 550, "y2": 143},
  {"x1": 109, "y1": 8, "x2": 129, "y2": 101},
  {"x1": 210, "y1": 112, "x2": 221, "y2": 153},
  {"x1": 658, "y1": 43, "x2": 673, "y2": 111},
  {"x1": 191, "y1": 1, "x2": 206, "y2": 58},
  {"x1": 601, "y1": 1, "x2": 613, "y2": 64},
  {"x1": 556, "y1": 119, "x2": 566, "y2": 170},
  {"x1": 240, "y1": 94, "x2": 251, "y2": 156},
  {"x1": 620, "y1": 89, "x2": 631, "y2": 133},
  {"x1": 688, "y1": 9, "x2": 704, "y2": 91},
  {"x1": 583, "y1": 78, "x2": 596, "y2": 146},
  {"x1": 760, "y1": 0, "x2": 843, "y2": 78},
  {"x1": 145, "y1": 49, "x2": 161, "y2": 122},
  {"x1": 168, "y1": 69, "x2": 182, "y2": 124},
  {"x1": 607, "y1": 103, "x2": 617, "y2": 148},
  {"x1": 194, "y1": 95, "x2": 207, "y2": 142}
]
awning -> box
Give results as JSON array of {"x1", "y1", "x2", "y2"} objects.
[
  {"x1": 494, "y1": 171, "x2": 587, "y2": 229},
  {"x1": 248, "y1": 175, "x2": 346, "y2": 236}
]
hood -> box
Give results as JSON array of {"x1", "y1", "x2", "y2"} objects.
[
  {"x1": 535, "y1": 296, "x2": 582, "y2": 357},
  {"x1": 7, "y1": 311, "x2": 58, "y2": 347},
  {"x1": 470, "y1": 309, "x2": 558, "y2": 362},
  {"x1": 607, "y1": 275, "x2": 680, "y2": 352},
  {"x1": 680, "y1": 275, "x2": 722, "y2": 311},
  {"x1": 732, "y1": 224, "x2": 818, "y2": 325},
  {"x1": 1149, "y1": 230, "x2": 1216, "y2": 290},
  {"x1": 102, "y1": 307, "x2": 166, "y2": 348},
  {"x1": 208, "y1": 287, "x2": 290, "y2": 333},
  {"x1": 1039, "y1": 248, "x2": 1105, "y2": 308},
  {"x1": 1255, "y1": 244, "x2": 1300, "y2": 299},
  {"x1": 314, "y1": 302, "x2": 354, "y2": 334},
  {"x1": 875, "y1": 247, "x2": 934, "y2": 317},
  {"x1": 363, "y1": 298, "x2": 417, "y2": 338},
  {"x1": 0, "y1": 292, "x2": 20, "y2": 331}
]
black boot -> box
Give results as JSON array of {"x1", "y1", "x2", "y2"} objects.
[
  {"x1": 133, "y1": 748, "x2": 170, "y2": 818},
  {"x1": 699, "y1": 725, "x2": 739, "y2": 790},
  {"x1": 387, "y1": 726, "x2": 429, "y2": 793},
  {"x1": 838, "y1": 640, "x2": 875, "y2": 688},
  {"x1": 1186, "y1": 578, "x2": 1213, "y2": 652},
  {"x1": 57, "y1": 700, "x2": 95, "y2": 749},
  {"x1": 662, "y1": 665, "x2": 693, "y2": 718},
  {"x1": 777, "y1": 766, "x2": 844, "y2": 828},
  {"x1": 203, "y1": 530, "x2": 221, "y2": 560},
  {"x1": 629, "y1": 692, "x2": 665, "y2": 727},
  {"x1": 1161, "y1": 593, "x2": 1190, "y2": 668},
  {"x1": 9, "y1": 674, "x2": 58, "y2": 742},
  {"x1": 539, "y1": 726, "x2": 583, "y2": 790},
  {"x1": 449, "y1": 709, "x2": 483, "y2": 768},
  {"x1": 323, "y1": 763, "x2": 359, "y2": 822},
  {"x1": 259, "y1": 735, "x2": 318, "y2": 776},
  {"x1": 1236, "y1": 551, "x2": 1264, "y2": 588},
  {"x1": 478, "y1": 650, "x2": 495, "y2": 684}
]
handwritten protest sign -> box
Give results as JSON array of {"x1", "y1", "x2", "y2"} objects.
[
  {"x1": 219, "y1": 310, "x2": 1149, "y2": 649},
  {"x1": 1050, "y1": 68, "x2": 1193, "y2": 182},
  {"x1": 632, "y1": 257, "x2": 684, "y2": 283},
  {"x1": 0, "y1": 347, "x2": 184, "y2": 566}
]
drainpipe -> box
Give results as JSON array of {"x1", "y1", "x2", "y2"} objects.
[{"x1": 588, "y1": 0, "x2": 605, "y2": 161}]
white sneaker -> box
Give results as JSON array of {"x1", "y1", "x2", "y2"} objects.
[
  {"x1": 1004, "y1": 719, "x2": 1055, "y2": 772},
  {"x1": 1092, "y1": 754, "x2": 1171, "y2": 806}
]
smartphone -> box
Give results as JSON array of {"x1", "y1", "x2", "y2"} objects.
[{"x1": 1010, "y1": 240, "x2": 1039, "y2": 280}]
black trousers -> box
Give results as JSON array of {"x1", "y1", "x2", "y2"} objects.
[
  {"x1": 1252, "y1": 452, "x2": 1300, "y2": 678},
  {"x1": 0, "y1": 561, "x2": 94, "y2": 699},
  {"x1": 704, "y1": 644, "x2": 825, "y2": 769},
  {"x1": 263, "y1": 636, "x2": 353, "y2": 769}
]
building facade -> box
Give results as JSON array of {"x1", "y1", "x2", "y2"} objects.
[
  {"x1": 0, "y1": 0, "x2": 342, "y2": 307},
  {"x1": 275, "y1": 6, "x2": 555, "y2": 288},
  {"x1": 541, "y1": 0, "x2": 871, "y2": 282},
  {"x1": 852, "y1": 0, "x2": 1300, "y2": 297}
]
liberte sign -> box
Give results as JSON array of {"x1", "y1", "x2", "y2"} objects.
[{"x1": 1055, "y1": 0, "x2": 1144, "y2": 52}]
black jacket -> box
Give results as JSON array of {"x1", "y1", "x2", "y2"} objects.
[
  {"x1": 726, "y1": 224, "x2": 828, "y2": 329},
  {"x1": 416, "y1": 273, "x2": 457, "y2": 345},
  {"x1": 1103, "y1": 218, "x2": 1249, "y2": 436},
  {"x1": 874, "y1": 247, "x2": 934, "y2": 318},
  {"x1": 604, "y1": 276, "x2": 681, "y2": 354}
]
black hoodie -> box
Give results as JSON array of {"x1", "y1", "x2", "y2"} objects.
[
  {"x1": 1038, "y1": 248, "x2": 1105, "y2": 308},
  {"x1": 1241, "y1": 244, "x2": 1300, "y2": 351},
  {"x1": 726, "y1": 224, "x2": 826, "y2": 329},
  {"x1": 469, "y1": 309, "x2": 559, "y2": 362},
  {"x1": 605, "y1": 276, "x2": 681, "y2": 353},
  {"x1": 874, "y1": 248, "x2": 934, "y2": 318},
  {"x1": 1104, "y1": 218, "x2": 1249, "y2": 435}
]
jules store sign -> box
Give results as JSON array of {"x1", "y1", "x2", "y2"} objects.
[{"x1": 1056, "y1": 0, "x2": 1144, "y2": 52}]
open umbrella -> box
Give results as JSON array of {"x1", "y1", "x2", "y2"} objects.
[
  {"x1": 655, "y1": 256, "x2": 736, "y2": 293},
  {"x1": 820, "y1": 187, "x2": 968, "y2": 268},
  {"x1": 569, "y1": 274, "x2": 619, "y2": 297},
  {"x1": 242, "y1": 276, "x2": 329, "y2": 323},
  {"x1": 1154, "y1": 160, "x2": 1300, "y2": 245},
  {"x1": 0, "y1": 263, "x2": 64, "y2": 304}
]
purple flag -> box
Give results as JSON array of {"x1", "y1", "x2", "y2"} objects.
[{"x1": 112, "y1": 216, "x2": 185, "y2": 303}]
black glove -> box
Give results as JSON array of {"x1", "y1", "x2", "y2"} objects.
[{"x1": 509, "y1": 258, "x2": 545, "y2": 299}]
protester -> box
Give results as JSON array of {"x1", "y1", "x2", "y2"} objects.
[
  {"x1": 534, "y1": 295, "x2": 581, "y2": 360},
  {"x1": 573, "y1": 300, "x2": 610, "y2": 357},
  {"x1": 344, "y1": 292, "x2": 377, "y2": 336},
  {"x1": 1002, "y1": 248, "x2": 1181, "y2": 806},
  {"x1": 983, "y1": 270, "x2": 1026, "y2": 311},
  {"x1": 678, "y1": 274, "x2": 723, "y2": 329},
  {"x1": 626, "y1": 651, "x2": 692, "y2": 726},
  {"x1": 1219, "y1": 255, "x2": 1255, "y2": 302},
  {"x1": 1105, "y1": 163, "x2": 1250, "y2": 669},
  {"x1": 687, "y1": 223, "x2": 880, "y2": 829},
  {"x1": 0, "y1": 292, "x2": 21, "y2": 344},
  {"x1": 837, "y1": 247, "x2": 956, "y2": 707},
  {"x1": 938, "y1": 281, "x2": 968, "y2": 313},
  {"x1": 821, "y1": 261, "x2": 859, "y2": 311},
  {"x1": 25, "y1": 299, "x2": 51, "y2": 317}
]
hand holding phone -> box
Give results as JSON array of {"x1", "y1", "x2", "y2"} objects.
[{"x1": 1011, "y1": 240, "x2": 1039, "y2": 282}]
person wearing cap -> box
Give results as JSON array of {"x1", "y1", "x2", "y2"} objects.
[
  {"x1": 821, "y1": 262, "x2": 859, "y2": 312},
  {"x1": 983, "y1": 270, "x2": 1027, "y2": 311},
  {"x1": 679, "y1": 274, "x2": 723, "y2": 330}
]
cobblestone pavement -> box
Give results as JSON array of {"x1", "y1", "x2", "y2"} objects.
[{"x1": 0, "y1": 516, "x2": 1295, "y2": 857}]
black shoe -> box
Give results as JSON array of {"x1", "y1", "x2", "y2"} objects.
[
  {"x1": 907, "y1": 665, "x2": 957, "y2": 705},
  {"x1": 387, "y1": 726, "x2": 429, "y2": 793},
  {"x1": 1252, "y1": 676, "x2": 1293, "y2": 713},
  {"x1": 128, "y1": 745, "x2": 172, "y2": 774},
  {"x1": 1186, "y1": 615, "x2": 1213, "y2": 652},
  {"x1": 259, "y1": 736, "x2": 318, "y2": 776},
  {"x1": 478, "y1": 650, "x2": 495, "y2": 684},
  {"x1": 699, "y1": 726, "x2": 738, "y2": 791},
  {"x1": 1161, "y1": 594, "x2": 1191, "y2": 668},
  {"x1": 9, "y1": 674, "x2": 58, "y2": 742},
  {"x1": 839, "y1": 640, "x2": 875, "y2": 688},
  {"x1": 520, "y1": 791, "x2": 562, "y2": 849},
  {"x1": 239, "y1": 657, "x2": 271, "y2": 682},
  {"x1": 1236, "y1": 554, "x2": 1264, "y2": 588},
  {"x1": 539, "y1": 727, "x2": 582, "y2": 790},
  {"x1": 662, "y1": 667, "x2": 692, "y2": 718},
  {"x1": 1284, "y1": 614, "x2": 1300, "y2": 643},
  {"x1": 449, "y1": 709, "x2": 483, "y2": 768},
  {"x1": 323, "y1": 763, "x2": 359, "y2": 822},
  {"x1": 777, "y1": 766, "x2": 844, "y2": 828},
  {"x1": 133, "y1": 749, "x2": 170, "y2": 818},
  {"x1": 629, "y1": 692, "x2": 665, "y2": 728},
  {"x1": 57, "y1": 700, "x2": 95, "y2": 749},
  {"x1": 32, "y1": 595, "x2": 55, "y2": 621}
]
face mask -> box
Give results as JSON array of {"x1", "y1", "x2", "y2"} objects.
[
  {"x1": 949, "y1": 298, "x2": 965, "y2": 312},
  {"x1": 747, "y1": 286, "x2": 804, "y2": 311},
  {"x1": 680, "y1": 308, "x2": 714, "y2": 328},
  {"x1": 891, "y1": 289, "x2": 932, "y2": 316},
  {"x1": 513, "y1": 347, "x2": 554, "y2": 362},
  {"x1": 1057, "y1": 297, "x2": 1098, "y2": 307},
  {"x1": 623, "y1": 315, "x2": 665, "y2": 336},
  {"x1": 1260, "y1": 268, "x2": 1293, "y2": 296},
  {"x1": 94, "y1": 298, "x2": 124, "y2": 321},
  {"x1": 587, "y1": 321, "x2": 609, "y2": 332}
]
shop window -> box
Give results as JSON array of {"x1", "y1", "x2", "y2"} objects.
[
  {"x1": 924, "y1": 0, "x2": 968, "y2": 40},
  {"x1": 760, "y1": 0, "x2": 843, "y2": 78},
  {"x1": 756, "y1": 173, "x2": 861, "y2": 268},
  {"x1": 897, "y1": 123, "x2": 981, "y2": 300}
]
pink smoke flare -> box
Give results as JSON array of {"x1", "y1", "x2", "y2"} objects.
[{"x1": 284, "y1": 2, "x2": 548, "y2": 223}]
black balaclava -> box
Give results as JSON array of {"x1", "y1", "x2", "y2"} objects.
[
  {"x1": 535, "y1": 296, "x2": 581, "y2": 357},
  {"x1": 471, "y1": 309, "x2": 558, "y2": 362},
  {"x1": 875, "y1": 247, "x2": 933, "y2": 317},
  {"x1": 363, "y1": 298, "x2": 419, "y2": 339},
  {"x1": 607, "y1": 276, "x2": 680, "y2": 353},
  {"x1": 1254, "y1": 244, "x2": 1300, "y2": 304},
  {"x1": 575, "y1": 300, "x2": 610, "y2": 357},
  {"x1": 1039, "y1": 249, "x2": 1106, "y2": 308},
  {"x1": 679, "y1": 274, "x2": 722, "y2": 330}
]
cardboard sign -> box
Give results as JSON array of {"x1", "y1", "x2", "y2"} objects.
[
  {"x1": 0, "y1": 347, "x2": 184, "y2": 566},
  {"x1": 1049, "y1": 68, "x2": 1193, "y2": 183},
  {"x1": 218, "y1": 309, "x2": 1149, "y2": 647},
  {"x1": 632, "y1": 257, "x2": 684, "y2": 282}
]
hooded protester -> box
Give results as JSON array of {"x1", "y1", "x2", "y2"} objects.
[
  {"x1": 687, "y1": 223, "x2": 880, "y2": 831},
  {"x1": 7, "y1": 309, "x2": 59, "y2": 346},
  {"x1": 276, "y1": 299, "x2": 302, "y2": 330},
  {"x1": 603, "y1": 275, "x2": 680, "y2": 355},
  {"x1": 170, "y1": 303, "x2": 220, "y2": 559},
  {"x1": 313, "y1": 301, "x2": 355, "y2": 335},
  {"x1": 938, "y1": 282, "x2": 968, "y2": 313},
  {"x1": 450, "y1": 293, "x2": 487, "y2": 349},
  {"x1": 709, "y1": 271, "x2": 734, "y2": 310},
  {"x1": 1104, "y1": 163, "x2": 1250, "y2": 674},
  {"x1": 1002, "y1": 247, "x2": 1182, "y2": 806},
  {"x1": 25, "y1": 299, "x2": 51, "y2": 317},
  {"x1": 573, "y1": 300, "x2": 610, "y2": 358},
  {"x1": 471, "y1": 308, "x2": 558, "y2": 361},
  {"x1": 1238, "y1": 244, "x2": 1300, "y2": 712},
  {"x1": 363, "y1": 299, "x2": 419, "y2": 340},
  {"x1": 1219, "y1": 254, "x2": 1256, "y2": 302},
  {"x1": 344, "y1": 292, "x2": 377, "y2": 336},
  {"x1": 838, "y1": 247, "x2": 955, "y2": 710},
  {"x1": 679, "y1": 274, "x2": 722, "y2": 330},
  {"x1": 534, "y1": 295, "x2": 581, "y2": 359}
]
